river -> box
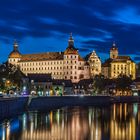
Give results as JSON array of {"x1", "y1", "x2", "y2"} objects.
[{"x1": 0, "y1": 103, "x2": 139, "y2": 140}]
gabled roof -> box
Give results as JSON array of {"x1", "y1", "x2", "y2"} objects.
[
  {"x1": 20, "y1": 52, "x2": 64, "y2": 62},
  {"x1": 111, "y1": 56, "x2": 133, "y2": 63}
]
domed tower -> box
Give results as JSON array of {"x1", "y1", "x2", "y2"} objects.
[
  {"x1": 63, "y1": 33, "x2": 79, "y2": 82},
  {"x1": 110, "y1": 42, "x2": 118, "y2": 59},
  {"x1": 8, "y1": 40, "x2": 21, "y2": 66}
]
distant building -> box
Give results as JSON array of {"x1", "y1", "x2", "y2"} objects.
[
  {"x1": 102, "y1": 42, "x2": 136, "y2": 79},
  {"x1": 8, "y1": 34, "x2": 90, "y2": 83},
  {"x1": 87, "y1": 50, "x2": 101, "y2": 77}
]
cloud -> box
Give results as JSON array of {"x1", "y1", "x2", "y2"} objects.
[{"x1": 0, "y1": 0, "x2": 140, "y2": 62}]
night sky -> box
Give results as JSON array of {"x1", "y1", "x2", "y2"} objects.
[{"x1": 0, "y1": 0, "x2": 140, "y2": 63}]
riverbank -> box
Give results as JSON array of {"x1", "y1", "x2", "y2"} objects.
[
  {"x1": 28, "y1": 95, "x2": 140, "y2": 111},
  {"x1": 0, "y1": 95, "x2": 139, "y2": 121}
]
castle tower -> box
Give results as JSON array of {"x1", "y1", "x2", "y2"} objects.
[
  {"x1": 110, "y1": 42, "x2": 118, "y2": 59},
  {"x1": 8, "y1": 40, "x2": 21, "y2": 65}
]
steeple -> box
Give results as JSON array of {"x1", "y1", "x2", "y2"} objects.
[
  {"x1": 68, "y1": 33, "x2": 74, "y2": 46},
  {"x1": 112, "y1": 41, "x2": 116, "y2": 47},
  {"x1": 13, "y1": 40, "x2": 19, "y2": 52},
  {"x1": 110, "y1": 41, "x2": 118, "y2": 59}
]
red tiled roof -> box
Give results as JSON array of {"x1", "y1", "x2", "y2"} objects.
[{"x1": 19, "y1": 52, "x2": 64, "y2": 62}]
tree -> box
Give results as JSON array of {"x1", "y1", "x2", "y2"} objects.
[
  {"x1": 115, "y1": 75, "x2": 133, "y2": 94},
  {"x1": 93, "y1": 74, "x2": 106, "y2": 94},
  {"x1": 0, "y1": 62, "x2": 26, "y2": 92}
]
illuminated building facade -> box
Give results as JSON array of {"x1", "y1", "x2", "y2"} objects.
[
  {"x1": 102, "y1": 43, "x2": 136, "y2": 79},
  {"x1": 8, "y1": 34, "x2": 90, "y2": 83},
  {"x1": 88, "y1": 50, "x2": 101, "y2": 77}
]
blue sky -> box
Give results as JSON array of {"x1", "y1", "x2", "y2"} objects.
[{"x1": 0, "y1": 0, "x2": 140, "y2": 63}]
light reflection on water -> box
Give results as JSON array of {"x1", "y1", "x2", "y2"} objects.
[{"x1": 0, "y1": 103, "x2": 139, "y2": 140}]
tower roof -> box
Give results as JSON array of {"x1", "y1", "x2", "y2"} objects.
[
  {"x1": 64, "y1": 33, "x2": 78, "y2": 55},
  {"x1": 68, "y1": 32, "x2": 74, "y2": 46},
  {"x1": 9, "y1": 40, "x2": 21, "y2": 58},
  {"x1": 110, "y1": 41, "x2": 118, "y2": 50}
]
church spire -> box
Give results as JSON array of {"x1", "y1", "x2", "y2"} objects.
[
  {"x1": 68, "y1": 32, "x2": 74, "y2": 46},
  {"x1": 112, "y1": 41, "x2": 116, "y2": 47},
  {"x1": 13, "y1": 40, "x2": 18, "y2": 51}
]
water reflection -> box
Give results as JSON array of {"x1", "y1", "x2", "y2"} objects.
[{"x1": 0, "y1": 103, "x2": 140, "y2": 140}]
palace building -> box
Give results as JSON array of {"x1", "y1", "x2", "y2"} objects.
[
  {"x1": 102, "y1": 43, "x2": 136, "y2": 79},
  {"x1": 8, "y1": 34, "x2": 92, "y2": 83}
]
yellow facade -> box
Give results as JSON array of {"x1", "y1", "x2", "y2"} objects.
[
  {"x1": 110, "y1": 61, "x2": 136, "y2": 79},
  {"x1": 102, "y1": 43, "x2": 136, "y2": 79}
]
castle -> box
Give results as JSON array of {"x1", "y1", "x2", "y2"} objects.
[{"x1": 8, "y1": 34, "x2": 101, "y2": 83}]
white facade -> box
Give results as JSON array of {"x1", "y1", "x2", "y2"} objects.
[
  {"x1": 8, "y1": 35, "x2": 90, "y2": 83},
  {"x1": 88, "y1": 51, "x2": 101, "y2": 77}
]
